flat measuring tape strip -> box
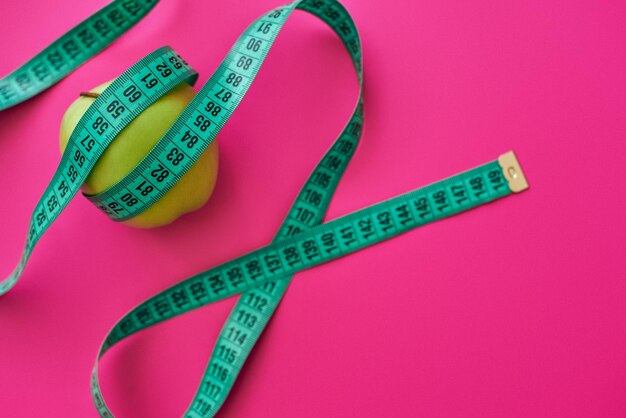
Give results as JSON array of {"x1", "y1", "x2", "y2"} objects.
[
  {"x1": 0, "y1": 0, "x2": 159, "y2": 111},
  {"x1": 0, "y1": 0, "x2": 530, "y2": 416}
]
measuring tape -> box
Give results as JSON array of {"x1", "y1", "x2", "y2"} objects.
[
  {"x1": 0, "y1": 0, "x2": 158, "y2": 111},
  {"x1": 0, "y1": 0, "x2": 530, "y2": 416}
]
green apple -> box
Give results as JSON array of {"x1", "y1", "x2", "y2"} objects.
[{"x1": 59, "y1": 80, "x2": 219, "y2": 228}]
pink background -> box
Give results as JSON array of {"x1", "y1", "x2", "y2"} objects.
[{"x1": 1, "y1": 0, "x2": 625, "y2": 416}]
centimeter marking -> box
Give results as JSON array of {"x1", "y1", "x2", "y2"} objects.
[
  {"x1": 0, "y1": 0, "x2": 159, "y2": 111},
  {"x1": 0, "y1": 0, "x2": 529, "y2": 417}
]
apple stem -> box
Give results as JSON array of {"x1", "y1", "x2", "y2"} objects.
[{"x1": 80, "y1": 92, "x2": 100, "y2": 99}]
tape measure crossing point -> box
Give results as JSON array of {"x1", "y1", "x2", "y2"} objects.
[{"x1": 0, "y1": 0, "x2": 530, "y2": 416}]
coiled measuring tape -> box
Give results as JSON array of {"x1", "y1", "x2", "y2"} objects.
[{"x1": 0, "y1": 0, "x2": 530, "y2": 416}]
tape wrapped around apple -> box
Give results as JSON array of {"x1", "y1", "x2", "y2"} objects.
[{"x1": 59, "y1": 80, "x2": 219, "y2": 228}]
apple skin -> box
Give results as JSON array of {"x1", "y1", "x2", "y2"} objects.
[{"x1": 59, "y1": 80, "x2": 219, "y2": 228}]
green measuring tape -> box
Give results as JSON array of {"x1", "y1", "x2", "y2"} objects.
[
  {"x1": 0, "y1": 0, "x2": 158, "y2": 111},
  {"x1": 0, "y1": 0, "x2": 530, "y2": 416}
]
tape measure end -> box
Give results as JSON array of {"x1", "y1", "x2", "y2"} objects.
[{"x1": 498, "y1": 151, "x2": 529, "y2": 193}]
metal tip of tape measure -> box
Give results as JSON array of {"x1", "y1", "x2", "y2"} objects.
[
  {"x1": 498, "y1": 151, "x2": 529, "y2": 193},
  {"x1": 79, "y1": 92, "x2": 100, "y2": 99}
]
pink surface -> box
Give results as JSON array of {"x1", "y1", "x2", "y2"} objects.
[{"x1": 1, "y1": 0, "x2": 625, "y2": 416}]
